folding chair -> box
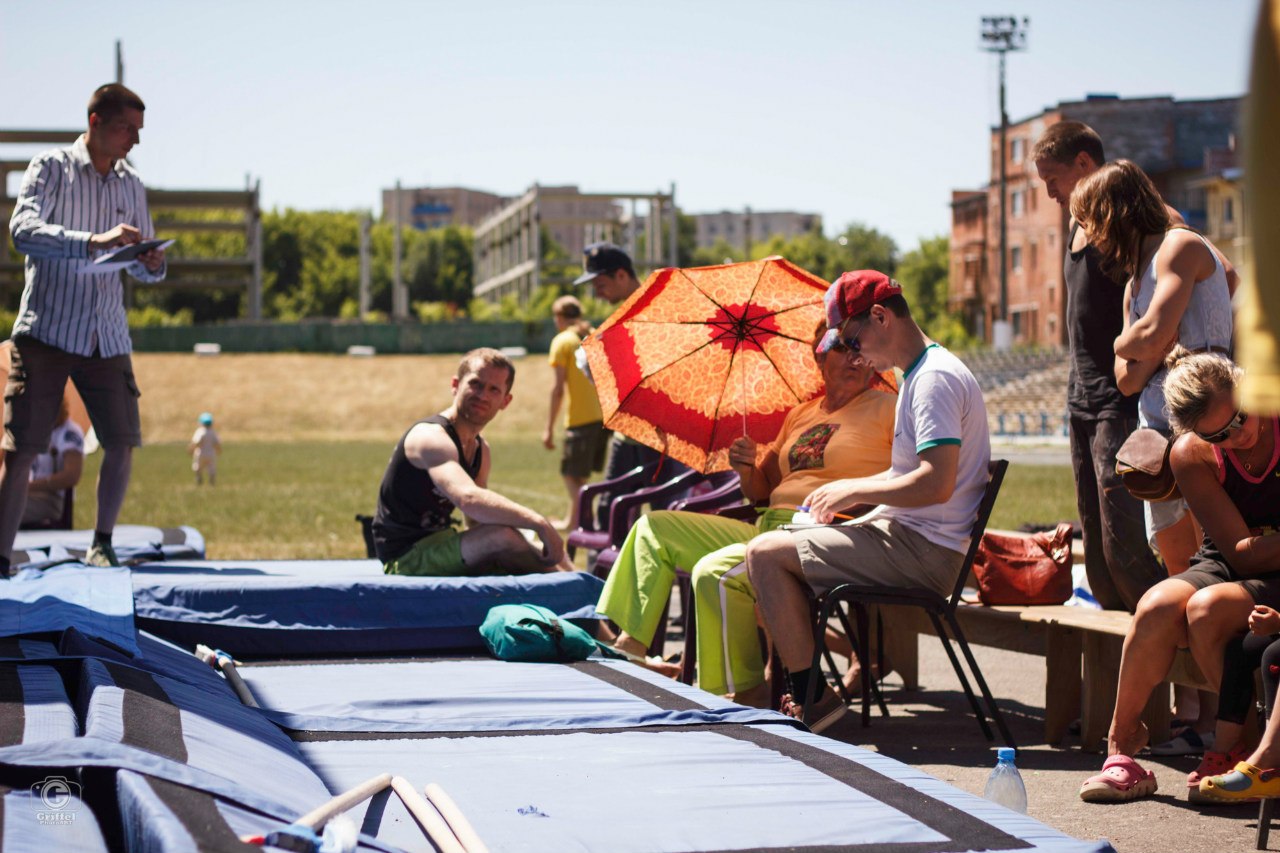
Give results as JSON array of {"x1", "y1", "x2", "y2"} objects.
[
  {"x1": 355, "y1": 514, "x2": 377, "y2": 558},
  {"x1": 566, "y1": 464, "x2": 656, "y2": 560},
  {"x1": 592, "y1": 468, "x2": 707, "y2": 580},
  {"x1": 803, "y1": 459, "x2": 1014, "y2": 748}
]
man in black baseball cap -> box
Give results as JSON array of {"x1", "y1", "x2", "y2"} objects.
[
  {"x1": 571, "y1": 241, "x2": 688, "y2": 526},
  {"x1": 574, "y1": 242, "x2": 641, "y2": 304}
]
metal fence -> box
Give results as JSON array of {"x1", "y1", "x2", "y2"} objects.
[{"x1": 129, "y1": 320, "x2": 561, "y2": 355}]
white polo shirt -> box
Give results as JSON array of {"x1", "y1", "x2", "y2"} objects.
[{"x1": 881, "y1": 344, "x2": 991, "y2": 553}]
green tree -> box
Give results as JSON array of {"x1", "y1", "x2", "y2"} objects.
[{"x1": 896, "y1": 235, "x2": 975, "y2": 349}]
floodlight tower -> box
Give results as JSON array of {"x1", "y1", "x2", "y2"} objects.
[{"x1": 981, "y1": 15, "x2": 1028, "y2": 348}]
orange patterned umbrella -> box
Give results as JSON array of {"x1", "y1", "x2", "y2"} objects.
[{"x1": 582, "y1": 256, "x2": 829, "y2": 473}]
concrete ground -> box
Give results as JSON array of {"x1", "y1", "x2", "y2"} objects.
[
  {"x1": 811, "y1": 641, "x2": 1267, "y2": 853},
  {"x1": 659, "y1": 441, "x2": 1269, "y2": 850}
]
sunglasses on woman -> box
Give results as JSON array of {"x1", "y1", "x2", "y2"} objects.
[
  {"x1": 827, "y1": 319, "x2": 866, "y2": 355},
  {"x1": 1195, "y1": 410, "x2": 1247, "y2": 444}
]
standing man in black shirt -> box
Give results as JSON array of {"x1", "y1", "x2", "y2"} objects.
[
  {"x1": 373, "y1": 348, "x2": 574, "y2": 576},
  {"x1": 1032, "y1": 122, "x2": 1164, "y2": 612}
]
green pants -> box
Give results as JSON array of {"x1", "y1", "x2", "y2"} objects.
[{"x1": 595, "y1": 508, "x2": 792, "y2": 696}]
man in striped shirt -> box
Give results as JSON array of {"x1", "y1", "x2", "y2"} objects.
[{"x1": 1, "y1": 83, "x2": 166, "y2": 574}]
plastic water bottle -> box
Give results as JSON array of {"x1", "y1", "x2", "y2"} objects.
[{"x1": 984, "y1": 747, "x2": 1027, "y2": 813}]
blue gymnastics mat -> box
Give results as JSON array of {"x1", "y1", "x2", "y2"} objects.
[
  {"x1": 293, "y1": 725, "x2": 1115, "y2": 853},
  {"x1": 12, "y1": 525, "x2": 205, "y2": 567},
  {"x1": 240, "y1": 657, "x2": 793, "y2": 733},
  {"x1": 129, "y1": 560, "x2": 606, "y2": 655}
]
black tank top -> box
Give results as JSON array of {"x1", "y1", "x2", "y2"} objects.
[
  {"x1": 1195, "y1": 417, "x2": 1280, "y2": 571},
  {"x1": 1214, "y1": 418, "x2": 1280, "y2": 533},
  {"x1": 372, "y1": 414, "x2": 485, "y2": 562},
  {"x1": 1064, "y1": 222, "x2": 1139, "y2": 420}
]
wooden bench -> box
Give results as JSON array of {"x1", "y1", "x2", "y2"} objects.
[{"x1": 880, "y1": 602, "x2": 1214, "y2": 751}]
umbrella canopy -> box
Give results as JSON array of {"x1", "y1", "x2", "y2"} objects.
[{"x1": 583, "y1": 256, "x2": 830, "y2": 473}]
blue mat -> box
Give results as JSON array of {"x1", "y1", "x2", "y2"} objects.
[
  {"x1": 241, "y1": 657, "x2": 795, "y2": 733},
  {"x1": 12, "y1": 525, "x2": 204, "y2": 567},
  {"x1": 130, "y1": 560, "x2": 606, "y2": 655},
  {"x1": 78, "y1": 658, "x2": 331, "y2": 816},
  {"x1": 1, "y1": 786, "x2": 106, "y2": 853},
  {"x1": 295, "y1": 725, "x2": 1115, "y2": 853},
  {"x1": 0, "y1": 664, "x2": 77, "y2": 746},
  {"x1": 0, "y1": 566, "x2": 137, "y2": 656},
  {"x1": 115, "y1": 770, "x2": 402, "y2": 853}
]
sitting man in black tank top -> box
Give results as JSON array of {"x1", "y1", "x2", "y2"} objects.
[{"x1": 372, "y1": 348, "x2": 575, "y2": 576}]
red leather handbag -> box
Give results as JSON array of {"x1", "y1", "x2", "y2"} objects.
[{"x1": 972, "y1": 522, "x2": 1074, "y2": 606}]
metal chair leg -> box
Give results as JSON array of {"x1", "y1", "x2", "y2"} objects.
[
  {"x1": 929, "y1": 611, "x2": 994, "y2": 741},
  {"x1": 945, "y1": 612, "x2": 1016, "y2": 748},
  {"x1": 851, "y1": 602, "x2": 890, "y2": 719},
  {"x1": 1257, "y1": 794, "x2": 1274, "y2": 848}
]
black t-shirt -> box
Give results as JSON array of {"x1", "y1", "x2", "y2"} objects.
[
  {"x1": 372, "y1": 414, "x2": 484, "y2": 562},
  {"x1": 1064, "y1": 222, "x2": 1139, "y2": 420}
]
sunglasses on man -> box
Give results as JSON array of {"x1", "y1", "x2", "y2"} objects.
[{"x1": 1195, "y1": 410, "x2": 1247, "y2": 444}]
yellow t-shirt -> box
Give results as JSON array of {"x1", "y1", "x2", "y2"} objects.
[
  {"x1": 765, "y1": 389, "x2": 896, "y2": 510},
  {"x1": 549, "y1": 329, "x2": 604, "y2": 428}
]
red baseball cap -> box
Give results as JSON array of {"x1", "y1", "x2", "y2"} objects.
[{"x1": 817, "y1": 270, "x2": 903, "y2": 353}]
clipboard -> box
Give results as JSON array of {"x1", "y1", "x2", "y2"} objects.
[{"x1": 93, "y1": 238, "x2": 174, "y2": 265}]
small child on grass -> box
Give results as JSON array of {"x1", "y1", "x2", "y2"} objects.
[{"x1": 188, "y1": 412, "x2": 221, "y2": 486}]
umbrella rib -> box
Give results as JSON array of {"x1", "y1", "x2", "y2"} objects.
[{"x1": 756, "y1": 341, "x2": 811, "y2": 404}]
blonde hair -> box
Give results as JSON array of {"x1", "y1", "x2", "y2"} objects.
[
  {"x1": 1163, "y1": 345, "x2": 1243, "y2": 435},
  {"x1": 1068, "y1": 159, "x2": 1171, "y2": 282}
]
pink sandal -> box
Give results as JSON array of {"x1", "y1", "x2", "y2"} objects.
[{"x1": 1080, "y1": 754, "x2": 1158, "y2": 803}]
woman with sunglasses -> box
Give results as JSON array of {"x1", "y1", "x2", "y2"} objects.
[
  {"x1": 596, "y1": 320, "x2": 897, "y2": 699},
  {"x1": 1080, "y1": 349, "x2": 1280, "y2": 802},
  {"x1": 1155, "y1": 348, "x2": 1280, "y2": 802}
]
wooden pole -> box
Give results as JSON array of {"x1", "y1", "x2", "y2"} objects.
[
  {"x1": 295, "y1": 773, "x2": 393, "y2": 830},
  {"x1": 425, "y1": 783, "x2": 489, "y2": 853},
  {"x1": 390, "y1": 777, "x2": 466, "y2": 853}
]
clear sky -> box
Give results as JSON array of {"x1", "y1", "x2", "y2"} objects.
[{"x1": 0, "y1": 0, "x2": 1257, "y2": 252}]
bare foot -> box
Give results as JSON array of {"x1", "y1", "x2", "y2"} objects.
[
  {"x1": 1108, "y1": 720, "x2": 1149, "y2": 757},
  {"x1": 640, "y1": 657, "x2": 682, "y2": 680},
  {"x1": 841, "y1": 663, "x2": 863, "y2": 695},
  {"x1": 840, "y1": 657, "x2": 893, "y2": 695},
  {"x1": 613, "y1": 633, "x2": 648, "y2": 659},
  {"x1": 730, "y1": 682, "x2": 771, "y2": 709}
]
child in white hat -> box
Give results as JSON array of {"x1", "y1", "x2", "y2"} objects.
[{"x1": 188, "y1": 412, "x2": 222, "y2": 486}]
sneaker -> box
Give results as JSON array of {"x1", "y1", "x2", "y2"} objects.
[{"x1": 84, "y1": 542, "x2": 120, "y2": 568}]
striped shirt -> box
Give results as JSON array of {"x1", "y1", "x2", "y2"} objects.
[{"x1": 8, "y1": 135, "x2": 165, "y2": 357}]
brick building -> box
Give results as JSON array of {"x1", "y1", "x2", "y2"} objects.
[{"x1": 950, "y1": 94, "x2": 1240, "y2": 346}]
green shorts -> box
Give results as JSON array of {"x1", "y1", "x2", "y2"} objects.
[
  {"x1": 382, "y1": 528, "x2": 467, "y2": 577},
  {"x1": 562, "y1": 421, "x2": 609, "y2": 479}
]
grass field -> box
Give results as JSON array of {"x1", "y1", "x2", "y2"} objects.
[{"x1": 67, "y1": 353, "x2": 1078, "y2": 559}]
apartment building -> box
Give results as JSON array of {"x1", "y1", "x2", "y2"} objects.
[{"x1": 950, "y1": 93, "x2": 1240, "y2": 346}]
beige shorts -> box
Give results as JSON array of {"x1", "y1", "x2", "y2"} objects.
[{"x1": 793, "y1": 516, "x2": 967, "y2": 599}]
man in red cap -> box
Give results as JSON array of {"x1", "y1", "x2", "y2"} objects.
[{"x1": 746, "y1": 270, "x2": 991, "y2": 730}]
